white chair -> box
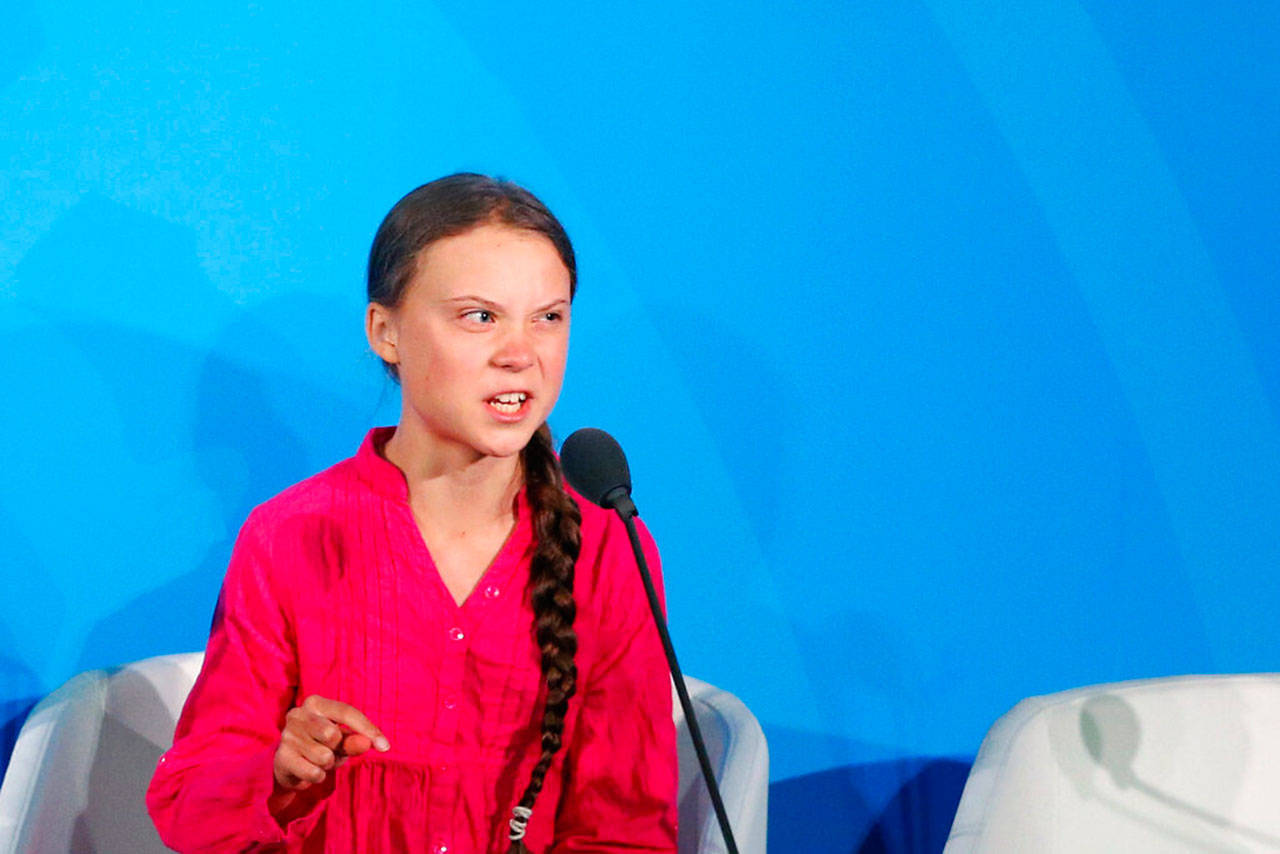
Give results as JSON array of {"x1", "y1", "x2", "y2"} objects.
[
  {"x1": 944, "y1": 674, "x2": 1280, "y2": 854},
  {"x1": 674, "y1": 677, "x2": 769, "y2": 854},
  {"x1": 0, "y1": 654, "x2": 201, "y2": 854},
  {"x1": 0, "y1": 653, "x2": 768, "y2": 853}
]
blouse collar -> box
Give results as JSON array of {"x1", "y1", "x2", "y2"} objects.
[
  {"x1": 353, "y1": 427, "x2": 531, "y2": 520},
  {"x1": 354, "y1": 426, "x2": 407, "y2": 501}
]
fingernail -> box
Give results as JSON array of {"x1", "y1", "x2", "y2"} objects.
[{"x1": 375, "y1": 736, "x2": 390, "y2": 752}]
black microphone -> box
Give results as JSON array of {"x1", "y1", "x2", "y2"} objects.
[
  {"x1": 558, "y1": 427, "x2": 636, "y2": 519},
  {"x1": 559, "y1": 428, "x2": 740, "y2": 854}
]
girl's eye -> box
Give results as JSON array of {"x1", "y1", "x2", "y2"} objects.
[
  {"x1": 462, "y1": 309, "x2": 494, "y2": 324},
  {"x1": 541, "y1": 311, "x2": 564, "y2": 323}
]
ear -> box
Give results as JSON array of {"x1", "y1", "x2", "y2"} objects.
[{"x1": 366, "y1": 302, "x2": 399, "y2": 366}]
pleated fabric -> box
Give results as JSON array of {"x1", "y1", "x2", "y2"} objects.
[{"x1": 146, "y1": 427, "x2": 678, "y2": 853}]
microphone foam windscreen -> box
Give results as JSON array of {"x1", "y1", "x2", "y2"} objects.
[{"x1": 559, "y1": 428, "x2": 632, "y2": 508}]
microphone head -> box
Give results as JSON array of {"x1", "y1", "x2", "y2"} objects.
[{"x1": 559, "y1": 428, "x2": 632, "y2": 509}]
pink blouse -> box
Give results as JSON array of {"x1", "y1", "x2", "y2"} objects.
[{"x1": 146, "y1": 428, "x2": 678, "y2": 853}]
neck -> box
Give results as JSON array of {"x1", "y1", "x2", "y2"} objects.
[{"x1": 383, "y1": 422, "x2": 523, "y2": 527}]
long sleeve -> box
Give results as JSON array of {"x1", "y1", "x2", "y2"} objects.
[
  {"x1": 552, "y1": 516, "x2": 679, "y2": 852},
  {"x1": 146, "y1": 509, "x2": 320, "y2": 852}
]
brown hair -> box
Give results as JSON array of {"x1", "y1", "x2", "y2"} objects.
[
  {"x1": 367, "y1": 173, "x2": 582, "y2": 852},
  {"x1": 367, "y1": 173, "x2": 577, "y2": 339}
]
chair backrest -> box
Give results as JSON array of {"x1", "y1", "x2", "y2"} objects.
[
  {"x1": 673, "y1": 677, "x2": 770, "y2": 854},
  {"x1": 944, "y1": 674, "x2": 1280, "y2": 854},
  {"x1": 0, "y1": 654, "x2": 768, "y2": 854},
  {"x1": 0, "y1": 653, "x2": 202, "y2": 854}
]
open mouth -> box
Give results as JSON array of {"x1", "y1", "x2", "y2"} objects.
[{"x1": 487, "y1": 391, "x2": 529, "y2": 416}]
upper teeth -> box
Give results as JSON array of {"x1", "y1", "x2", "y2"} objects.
[{"x1": 494, "y1": 392, "x2": 527, "y2": 404}]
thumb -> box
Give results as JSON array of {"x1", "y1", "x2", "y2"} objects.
[{"x1": 339, "y1": 731, "x2": 374, "y2": 758}]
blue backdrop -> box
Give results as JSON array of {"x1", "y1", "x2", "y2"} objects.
[{"x1": 2, "y1": 1, "x2": 1277, "y2": 851}]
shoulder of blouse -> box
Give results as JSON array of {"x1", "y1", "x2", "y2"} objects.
[
  {"x1": 566, "y1": 483, "x2": 662, "y2": 604},
  {"x1": 566, "y1": 483, "x2": 622, "y2": 558},
  {"x1": 226, "y1": 452, "x2": 373, "y2": 593},
  {"x1": 239, "y1": 427, "x2": 404, "y2": 538},
  {"x1": 247, "y1": 456, "x2": 363, "y2": 525}
]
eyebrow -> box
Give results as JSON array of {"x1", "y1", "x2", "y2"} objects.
[
  {"x1": 443, "y1": 296, "x2": 570, "y2": 312},
  {"x1": 444, "y1": 295, "x2": 501, "y2": 309}
]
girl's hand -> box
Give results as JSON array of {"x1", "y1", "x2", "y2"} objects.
[{"x1": 271, "y1": 695, "x2": 390, "y2": 797}]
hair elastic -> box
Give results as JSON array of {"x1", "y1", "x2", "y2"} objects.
[{"x1": 508, "y1": 805, "x2": 533, "y2": 841}]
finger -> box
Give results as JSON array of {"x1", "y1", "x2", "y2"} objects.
[
  {"x1": 287, "y1": 706, "x2": 342, "y2": 750},
  {"x1": 288, "y1": 733, "x2": 336, "y2": 769},
  {"x1": 283, "y1": 717, "x2": 340, "y2": 759},
  {"x1": 304, "y1": 714, "x2": 344, "y2": 750},
  {"x1": 276, "y1": 750, "x2": 325, "y2": 788},
  {"x1": 304, "y1": 696, "x2": 390, "y2": 752}
]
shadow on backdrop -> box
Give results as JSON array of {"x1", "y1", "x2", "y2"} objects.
[
  {"x1": 75, "y1": 289, "x2": 379, "y2": 671},
  {"x1": 0, "y1": 510, "x2": 52, "y2": 780},
  {"x1": 769, "y1": 757, "x2": 970, "y2": 854},
  {"x1": 0, "y1": 666, "x2": 39, "y2": 782},
  {"x1": 73, "y1": 339, "x2": 317, "y2": 672},
  {"x1": 5, "y1": 193, "x2": 361, "y2": 710}
]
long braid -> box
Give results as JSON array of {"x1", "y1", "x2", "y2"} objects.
[
  {"x1": 505, "y1": 423, "x2": 582, "y2": 853},
  {"x1": 362, "y1": 174, "x2": 582, "y2": 849}
]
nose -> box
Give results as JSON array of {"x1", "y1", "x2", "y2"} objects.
[{"x1": 491, "y1": 326, "x2": 535, "y2": 372}]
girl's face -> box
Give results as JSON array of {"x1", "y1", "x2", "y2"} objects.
[{"x1": 367, "y1": 223, "x2": 572, "y2": 462}]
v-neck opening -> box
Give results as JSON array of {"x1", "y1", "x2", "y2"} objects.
[
  {"x1": 360, "y1": 427, "x2": 532, "y2": 612},
  {"x1": 444, "y1": 516, "x2": 518, "y2": 610},
  {"x1": 403, "y1": 492, "x2": 531, "y2": 613}
]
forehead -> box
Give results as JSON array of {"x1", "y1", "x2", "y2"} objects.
[{"x1": 409, "y1": 223, "x2": 571, "y2": 302}]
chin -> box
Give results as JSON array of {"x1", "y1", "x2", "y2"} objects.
[
  {"x1": 478, "y1": 430, "x2": 539, "y2": 459},
  {"x1": 482, "y1": 443, "x2": 528, "y2": 459}
]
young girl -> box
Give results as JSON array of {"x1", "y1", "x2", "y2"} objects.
[{"x1": 146, "y1": 174, "x2": 679, "y2": 853}]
